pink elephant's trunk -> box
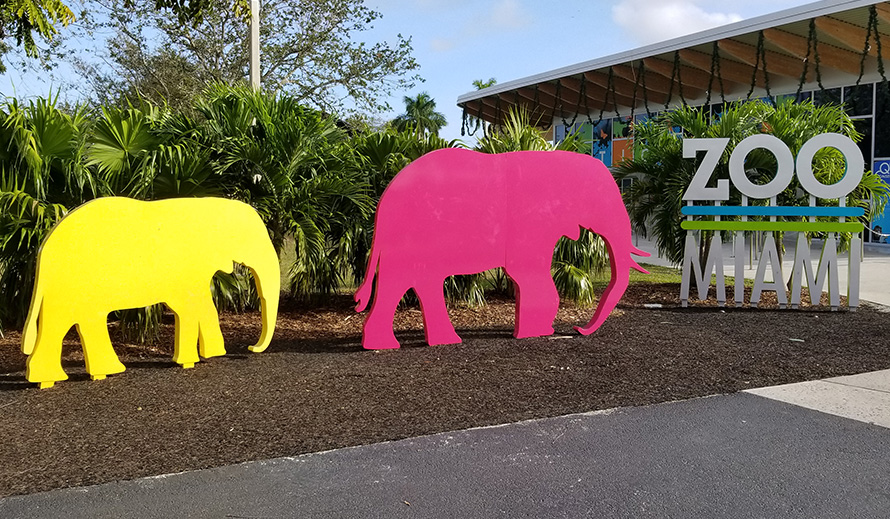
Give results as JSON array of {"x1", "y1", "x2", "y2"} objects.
[{"x1": 575, "y1": 240, "x2": 649, "y2": 336}]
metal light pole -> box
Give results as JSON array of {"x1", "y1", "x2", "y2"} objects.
[{"x1": 249, "y1": 0, "x2": 260, "y2": 88}]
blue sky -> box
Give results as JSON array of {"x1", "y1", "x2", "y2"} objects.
[
  {"x1": 367, "y1": 0, "x2": 813, "y2": 141},
  {"x1": 4, "y1": 0, "x2": 814, "y2": 141}
]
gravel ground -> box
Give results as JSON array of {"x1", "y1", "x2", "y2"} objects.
[{"x1": 1, "y1": 283, "x2": 887, "y2": 497}]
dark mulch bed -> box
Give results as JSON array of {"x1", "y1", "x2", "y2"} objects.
[{"x1": 1, "y1": 283, "x2": 889, "y2": 498}]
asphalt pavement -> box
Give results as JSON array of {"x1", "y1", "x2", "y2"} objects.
[
  {"x1": 2, "y1": 234, "x2": 888, "y2": 517},
  {"x1": 2, "y1": 391, "x2": 888, "y2": 518}
]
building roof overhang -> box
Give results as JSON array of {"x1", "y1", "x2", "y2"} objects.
[{"x1": 457, "y1": 0, "x2": 890, "y2": 129}]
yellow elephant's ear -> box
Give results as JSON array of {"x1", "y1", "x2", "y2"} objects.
[{"x1": 22, "y1": 197, "x2": 280, "y2": 388}]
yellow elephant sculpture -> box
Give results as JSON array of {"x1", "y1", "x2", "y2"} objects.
[{"x1": 21, "y1": 197, "x2": 280, "y2": 388}]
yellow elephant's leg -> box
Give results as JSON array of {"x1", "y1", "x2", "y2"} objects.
[
  {"x1": 171, "y1": 308, "x2": 200, "y2": 369},
  {"x1": 76, "y1": 318, "x2": 126, "y2": 380},
  {"x1": 198, "y1": 296, "x2": 226, "y2": 359},
  {"x1": 26, "y1": 317, "x2": 70, "y2": 388}
]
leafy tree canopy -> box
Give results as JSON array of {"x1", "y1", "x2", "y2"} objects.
[
  {"x1": 0, "y1": 0, "x2": 229, "y2": 73},
  {"x1": 65, "y1": 0, "x2": 421, "y2": 115},
  {"x1": 0, "y1": 0, "x2": 75, "y2": 72}
]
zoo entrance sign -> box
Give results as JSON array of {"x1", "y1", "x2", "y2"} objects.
[{"x1": 680, "y1": 133, "x2": 863, "y2": 310}]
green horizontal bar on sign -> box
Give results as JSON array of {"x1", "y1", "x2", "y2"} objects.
[{"x1": 680, "y1": 221, "x2": 864, "y2": 232}]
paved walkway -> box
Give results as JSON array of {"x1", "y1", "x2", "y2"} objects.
[
  {"x1": 748, "y1": 369, "x2": 890, "y2": 428},
  {"x1": 2, "y1": 234, "x2": 888, "y2": 517},
  {"x1": 1, "y1": 387, "x2": 888, "y2": 518}
]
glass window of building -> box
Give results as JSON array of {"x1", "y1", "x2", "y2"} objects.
[
  {"x1": 814, "y1": 88, "x2": 842, "y2": 107},
  {"x1": 843, "y1": 85, "x2": 874, "y2": 117},
  {"x1": 874, "y1": 83, "x2": 890, "y2": 158},
  {"x1": 853, "y1": 118, "x2": 873, "y2": 165}
]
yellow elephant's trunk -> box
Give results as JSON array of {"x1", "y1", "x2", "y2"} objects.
[{"x1": 246, "y1": 242, "x2": 280, "y2": 353}]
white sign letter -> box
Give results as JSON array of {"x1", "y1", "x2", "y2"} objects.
[
  {"x1": 682, "y1": 138, "x2": 730, "y2": 201},
  {"x1": 795, "y1": 133, "x2": 864, "y2": 200},
  {"x1": 729, "y1": 134, "x2": 795, "y2": 199}
]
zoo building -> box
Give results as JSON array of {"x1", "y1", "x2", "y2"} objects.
[{"x1": 457, "y1": 0, "x2": 890, "y2": 243}]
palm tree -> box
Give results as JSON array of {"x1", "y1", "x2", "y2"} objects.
[
  {"x1": 89, "y1": 84, "x2": 374, "y2": 306},
  {"x1": 615, "y1": 99, "x2": 890, "y2": 265},
  {"x1": 192, "y1": 83, "x2": 375, "y2": 301},
  {"x1": 464, "y1": 78, "x2": 496, "y2": 136},
  {"x1": 0, "y1": 94, "x2": 95, "y2": 332},
  {"x1": 392, "y1": 92, "x2": 447, "y2": 139},
  {"x1": 348, "y1": 127, "x2": 462, "y2": 302},
  {"x1": 86, "y1": 99, "x2": 229, "y2": 342},
  {"x1": 0, "y1": 85, "x2": 378, "y2": 341},
  {"x1": 475, "y1": 107, "x2": 608, "y2": 308}
]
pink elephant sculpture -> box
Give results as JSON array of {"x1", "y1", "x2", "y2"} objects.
[{"x1": 354, "y1": 148, "x2": 649, "y2": 349}]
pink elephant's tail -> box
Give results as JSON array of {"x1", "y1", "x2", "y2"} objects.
[
  {"x1": 629, "y1": 245, "x2": 651, "y2": 274},
  {"x1": 354, "y1": 245, "x2": 380, "y2": 312}
]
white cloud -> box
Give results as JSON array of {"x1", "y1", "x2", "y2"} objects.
[
  {"x1": 428, "y1": 0, "x2": 531, "y2": 53},
  {"x1": 431, "y1": 38, "x2": 456, "y2": 52},
  {"x1": 612, "y1": 0, "x2": 743, "y2": 45},
  {"x1": 490, "y1": 0, "x2": 532, "y2": 30}
]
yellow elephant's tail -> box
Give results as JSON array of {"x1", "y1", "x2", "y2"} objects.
[{"x1": 21, "y1": 276, "x2": 44, "y2": 355}]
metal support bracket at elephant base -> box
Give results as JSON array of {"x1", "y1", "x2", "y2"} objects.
[
  {"x1": 679, "y1": 133, "x2": 863, "y2": 310},
  {"x1": 20, "y1": 197, "x2": 280, "y2": 389}
]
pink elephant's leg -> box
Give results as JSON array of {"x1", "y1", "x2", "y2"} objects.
[
  {"x1": 416, "y1": 279, "x2": 461, "y2": 346},
  {"x1": 362, "y1": 271, "x2": 406, "y2": 350},
  {"x1": 508, "y1": 261, "x2": 559, "y2": 339}
]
